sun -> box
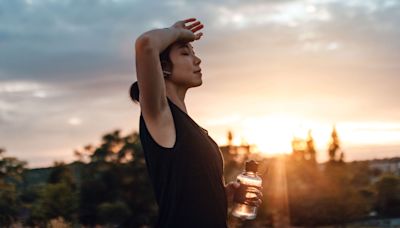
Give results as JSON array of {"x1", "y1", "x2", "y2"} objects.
[
  {"x1": 210, "y1": 113, "x2": 329, "y2": 156},
  {"x1": 212, "y1": 113, "x2": 400, "y2": 161},
  {"x1": 238, "y1": 113, "x2": 326, "y2": 156}
]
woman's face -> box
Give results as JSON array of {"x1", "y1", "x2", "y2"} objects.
[{"x1": 167, "y1": 41, "x2": 202, "y2": 88}]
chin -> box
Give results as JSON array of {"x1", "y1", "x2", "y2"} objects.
[{"x1": 191, "y1": 79, "x2": 203, "y2": 88}]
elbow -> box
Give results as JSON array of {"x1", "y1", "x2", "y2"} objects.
[{"x1": 135, "y1": 35, "x2": 155, "y2": 52}]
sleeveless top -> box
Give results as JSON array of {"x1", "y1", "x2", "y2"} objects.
[{"x1": 139, "y1": 97, "x2": 228, "y2": 228}]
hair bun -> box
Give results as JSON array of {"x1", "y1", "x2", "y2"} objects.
[{"x1": 130, "y1": 81, "x2": 140, "y2": 104}]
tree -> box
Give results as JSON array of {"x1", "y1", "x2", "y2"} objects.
[
  {"x1": 375, "y1": 175, "x2": 400, "y2": 217},
  {"x1": 0, "y1": 148, "x2": 27, "y2": 226},
  {"x1": 97, "y1": 201, "x2": 132, "y2": 225},
  {"x1": 78, "y1": 130, "x2": 158, "y2": 227},
  {"x1": 25, "y1": 160, "x2": 79, "y2": 226},
  {"x1": 328, "y1": 125, "x2": 344, "y2": 163},
  {"x1": 47, "y1": 161, "x2": 76, "y2": 189},
  {"x1": 29, "y1": 182, "x2": 79, "y2": 224}
]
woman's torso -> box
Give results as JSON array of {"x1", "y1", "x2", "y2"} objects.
[{"x1": 139, "y1": 97, "x2": 228, "y2": 228}]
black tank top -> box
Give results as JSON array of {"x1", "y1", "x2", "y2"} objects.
[{"x1": 139, "y1": 97, "x2": 228, "y2": 228}]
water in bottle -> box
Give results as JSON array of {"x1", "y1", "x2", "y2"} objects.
[{"x1": 231, "y1": 160, "x2": 262, "y2": 220}]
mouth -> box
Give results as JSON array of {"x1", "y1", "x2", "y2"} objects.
[{"x1": 194, "y1": 69, "x2": 202, "y2": 74}]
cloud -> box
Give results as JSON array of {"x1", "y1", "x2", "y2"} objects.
[
  {"x1": 0, "y1": 0, "x2": 174, "y2": 81},
  {"x1": 0, "y1": 80, "x2": 44, "y2": 93},
  {"x1": 1, "y1": 0, "x2": 400, "y2": 167}
]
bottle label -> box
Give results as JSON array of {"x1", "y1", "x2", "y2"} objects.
[{"x1": 233, "y1": 184, "x2": 260, "y2": 205}]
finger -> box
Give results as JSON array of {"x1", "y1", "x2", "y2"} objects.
[
  {"x1": 256, "y1": 190, "x2": 263, "y2": 198},
  {"x1": 187, "y1": 21, "x2": 201, "y2": 29},
  {"x1": 228, "y1": 182, "x2": 239, "y2": 190},
  {"x1": 196, "y1": 34, "x2": 203, "y2": 40},
  {"x1": 183, "y1": 18, "x2": 197, "y2": 23},
  {"x1": 191, "y1": 24, "x2": 204, "y2": 33},
  {"x1": 247, "y1": 198, "x2": 261, "y2": 207},
  {"x1": 246, "y1": 188, "x2": 262, "y2": 196},
  {"x1": 192, "y1": 24, "x2": 204, "y2": 32}
]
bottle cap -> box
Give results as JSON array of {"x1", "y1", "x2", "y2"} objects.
[{"x1": 245, "y1": 160, "x2": 258, "y2": 173}]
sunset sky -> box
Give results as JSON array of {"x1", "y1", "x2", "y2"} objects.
[{"x1": 1, "y1": 0, "x2": 399, "y2": 168}]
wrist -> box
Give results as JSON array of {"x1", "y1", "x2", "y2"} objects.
[{"x1": 167, "y1": 27, "x2": 182, "y2": 41}]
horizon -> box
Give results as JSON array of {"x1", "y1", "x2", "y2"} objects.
[{"x1": 25, "y1": 149, "x2": 400, "y2": 170}]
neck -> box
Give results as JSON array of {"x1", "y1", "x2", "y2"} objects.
[{"x1": 165, "y1": 81, "x2": 189, "y2": 114}]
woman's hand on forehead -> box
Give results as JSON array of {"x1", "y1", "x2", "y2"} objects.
[{"x1": 171, "y1": 18, "x2": 204, "y2": 42}]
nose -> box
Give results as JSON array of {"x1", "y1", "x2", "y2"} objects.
[{"x1": 194, "y1": 55, "x2": 201, "y2": 65}]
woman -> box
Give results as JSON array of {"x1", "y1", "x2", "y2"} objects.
[{"x1": 130, "y1": 18, "x2": 262, "y2": 227}]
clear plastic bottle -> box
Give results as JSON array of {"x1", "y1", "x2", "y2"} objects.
[{"x1": 231, "y1": 160, "x2": 262, "y2": 220}]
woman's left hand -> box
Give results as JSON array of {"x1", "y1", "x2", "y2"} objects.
[{"x1": 225, "y1": 181, "x2": 263, "y2": 207}]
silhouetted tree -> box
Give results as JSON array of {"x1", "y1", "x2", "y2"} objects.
[
  {"x1": 375, "y1": 175, "x2": 400, "y2": 217},
  {"x1": 0, "y1": 148, "x2": 27, "y2": 226},
  {"x1": 328, "y1": 125, "x2": 343, "y2": 163},
  {"x1": 78, "y1": 130, "x2": 157, "y2": 227},
  {"x1": 47, "y1": 161, "x2": 76, "y2": 189}
]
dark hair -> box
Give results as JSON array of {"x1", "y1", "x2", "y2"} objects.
[
  {"x1": 129, "y1": 81, "x2": 140, "y2": 104},
  {"x1": 130, "y1": 43, "x2": 174, "y2": 104}
]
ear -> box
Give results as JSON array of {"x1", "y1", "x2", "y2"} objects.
[
  {"x1": 161, "y1": 60, "x2": 172, "y2": 77},
  {"x1": 163, "y1": 70, "x2": 171, "y2": 77}
]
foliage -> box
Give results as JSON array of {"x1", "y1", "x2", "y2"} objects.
[
  {"x1": 374, "y1": 175, "x2": 400, "y2": 217},
  {"x1": 0, "y1": 148, "x2": 27, "y2": 226},
  {"x1": 2, "y1": 126, "x2": 400, "y2": 227}
]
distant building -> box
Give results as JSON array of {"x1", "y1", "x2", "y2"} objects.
[
  {"x1": 219, "y1": 130, "x2": 254, "y2": 164},
  {"x1": 291, "y1": 129, "x2": 317, "y2": 162},
  {"x1": 368, "y1": 157, "x2": 400, "y2": 178}
]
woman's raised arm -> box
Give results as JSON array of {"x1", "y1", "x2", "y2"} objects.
[{"x1": 134, "y1": 18, "x2": 203, "y2": 119}]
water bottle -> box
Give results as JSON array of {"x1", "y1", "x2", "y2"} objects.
[{"x1": 231, "y1": 160, "x2": 262, "y2": 220}]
